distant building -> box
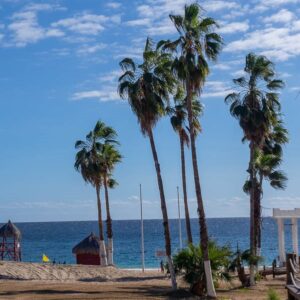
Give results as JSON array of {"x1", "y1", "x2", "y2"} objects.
[
  {"x1": 72, "y1": 233, "x2": 101, "y2": 265},
  {"x1": 0, "y1": 220, "x2": 21, "y2": 261}
]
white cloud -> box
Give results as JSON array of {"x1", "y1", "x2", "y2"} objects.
[
  {"x1": 113, "y1": 43, "x2": 143, "y2": 59},
  {"x1": 202, "y1": 81, "x2": 234, "y2": 98},
  {"x1": 218, "y1": 21, "x2": 249, "y2": 34},
  {"x1": 264, "y1": 9, "x2": 295, "y2": 24},
  {"x1": 212, "y1": 59, "x2": 243, "y2": 71},
  {"x1": 73, "y1": 69, "x2": 123, "y2": 101},
  {"x1": 132, "y1": 0, "x2": 244, "y2": 37},
  {"x1": 146, "y1": 18, "x2": 176, "y2": 35},
  {"x1": 52, "y1": 13, "x2": 121, "y2": 35},
  {"x1": 289, "y1": 86, "x2": 300, "y2": 92},
  {"x1": 278, "y1": 72, "x2": 291, "y2": 78},
  {"x1": 72, "y1": 88, "x2": 120, "y2": 102},
  {"x1": 225, "y1": 26, "x2": 300, "y2": 61},
  {"x1": 0, "y1": 199, "x2": 94, "y2": 210},
  {"x1": 98, "y1": 70, "x2": 121, "y2": 83},
  {"x1": 254, "y1": 0, "x2": 300, "y2": 12},
  {"x1": 203, "y1": 0, "x2": 240, "y2": 12},
  {"x1": 125, "y1": 18, "x2": 151, "y2": 27},
  {"x1": 8, "y1": 10, "x2": 64, "y2": 46},
  {"x1": 231, "y1": 69, "x2": 245, "y2": 77},
  {"x1": 267, "y1": 196, "x2": 300, "y2": 210},
  {"x1": 24, "y1": 3, "x2": 66, "y2": 12},
  {"x1": 212, "y1": 63, "x2": 231, "y2": 70},
  {"x1": 76, "y1": 43, "x2": 107, "y2": 55},
  {"x1": 106, "y1": 2, "x2": 122, "y2": 9}
]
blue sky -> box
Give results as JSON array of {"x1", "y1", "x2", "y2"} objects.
[{"x1": 0, "y1": 0, "x2": 300, "y2": 222}]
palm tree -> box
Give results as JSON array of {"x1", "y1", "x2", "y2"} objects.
[
  {"x1": 74, "y1": 121, "x2": 119, "y2": 267},
  {"x1": 118, "y1": 38, "x2": 177, "y2": 289},
  {"x1": 225, "y1": 53, "x2": 284, "y2": 285},
  {"x1": 100, "y1": 144, "x2": 122, "y2": 265},
  {"x1": 249, "y1": 121, "x2": 288, "y2": 256},
  {"x1": 158, "y1": 3, "x2": 222, "y2": 297},
  {"x1": 169, "y1": 93, "x2": 203, "y2": 245}
]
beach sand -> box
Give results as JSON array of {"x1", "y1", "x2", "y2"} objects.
[{"x1": 0, "y1": 262, "x2": 288, "y2": 299}]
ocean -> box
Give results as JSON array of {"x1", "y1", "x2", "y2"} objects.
[{"x1": 6, "y1": 218, "x2": 296, "y2": 268}]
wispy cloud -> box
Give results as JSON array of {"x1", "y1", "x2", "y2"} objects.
[
  {"x1": 218, "y1": 21, "x2": 249, "y2": 34},
  {"x1": 128, "y1": 0, "x2": 243, "y2": 37},
  {"x1": 264, "y1": 9, "x2": 295, "y2": 24},
  {"x1": 72, "y1": 69, "x2": 123, "y2": 102},
  {"x1": 106, "y1": 2, "x2": 122, "y2": 9},
  {"x1": 76, "y1": 43, "x2": 107, "y2": 56},
  {"x1": 203, "y1": 0, "x2": 240, "y2": 12},
  {"x1": 72, "y1": 88, "x2": 120, "y2": 102},
  {"x1": 202, "y1": 81, "x2": 234, "y2": 98},
  {"x1": 225, "y1": 24, "x2": 300, "y2": 61},
  {"x1": 254, "y1": 0, "x2": 300, "y2": 12},
  {"x1": 2, "y1": 4, "x2": 121, "y2": 48},
  {"x1": 52, "y1": 13, "x2": 121, "y2": 35},
  {"x1": 8, "y1": 9, "x2": 64, "y2": 47}
]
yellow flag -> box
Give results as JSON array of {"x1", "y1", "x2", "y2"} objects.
[{"x1": 42, "y1": 254, "x2": 50, "y2": 262}]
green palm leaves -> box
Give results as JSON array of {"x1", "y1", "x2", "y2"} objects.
[
  {"x1": 159, "y1": 3, "x2": 222, "y2": 90},
  {"x1": 74, "y1": 121, "x2": 119, "y2": 188},
  {"x1": 119, "y1": 37, "x2": 175, "y2": 136},
  {"x1": 225, "y1": 53, "x2": 284, "y2": 145},
  {"x1": 225, "y1": 53, "x2": 287, "y2": 192}
]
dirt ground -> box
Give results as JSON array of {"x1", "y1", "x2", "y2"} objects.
[
  {"x1": 0, "y1": 275, "x2": 288, "y2": 300},
  {"x1": 0, "y1": 262, "x2": 288, "y2": 299}
]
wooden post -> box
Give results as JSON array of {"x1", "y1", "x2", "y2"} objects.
[
  {"x1": 140, "y1": 184, "x2": 145, "y2": 272},
  {"x1": 287, "y1": 253, "x2": 295, "y2": 285},
  {"x1": 272, "y1": 260, "x2": 276, "y2": 278}
]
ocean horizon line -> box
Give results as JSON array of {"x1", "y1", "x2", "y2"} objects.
[{"x1": 2, "y1": 216, "x2": 275, "y2": 224}]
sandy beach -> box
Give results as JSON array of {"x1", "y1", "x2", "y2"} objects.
[{"x1": 0, "y1": 261, "x2": 288, "y2": 299}]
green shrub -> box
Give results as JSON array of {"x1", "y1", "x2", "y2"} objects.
[
  {"x1": 267, "y1": 288, "x2": 280, "y2": 300},
  {"x1": 173, "y1": 241, "x2": 232, "y2": 295}
]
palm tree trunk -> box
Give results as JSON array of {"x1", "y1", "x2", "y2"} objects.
[
  {"x1": 249, "y1": 142, "x2": 256, "y2": 285},
  {"x1": 179, "y1": 132, "x2": 193, "y2": 244},
  {"x1": 103, "y1": 174, "x2": 114, "y2": 265},
  {"x1": 186, "y1": 81, "x2": 216, "y2": 298},
  {"x1": 148, "y1": 128, "x2": 177, "y2": 290},
  {"x1": 96, "y1": 185, "x2": 108, "y2": 266},
  {"x1": 256, "y1": 173, "x2": 263, "y2": 257}
]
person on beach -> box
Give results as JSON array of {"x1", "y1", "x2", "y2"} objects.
[{"x1": 160, "y1": 260, "x2": 164, "y2": 273}]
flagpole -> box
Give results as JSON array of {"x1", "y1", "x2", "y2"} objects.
[
  {"x1": 140, "y1": 184, "x2": 145, "y2": 272},
  {"x1": 177, "y1": 186, "x2": 183, "y2": 249}
]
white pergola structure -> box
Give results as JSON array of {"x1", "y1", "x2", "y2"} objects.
[{"x1": 273, "y1": 208, "x2": 299, "y2": 265}]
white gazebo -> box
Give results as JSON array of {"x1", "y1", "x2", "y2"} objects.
[{"x1": 273, "y1": 208, "x2": 299, "y2": 265}]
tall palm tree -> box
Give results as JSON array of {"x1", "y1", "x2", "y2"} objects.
[
  {"x1": 225, "y1": 53, "x2": 284, "y2": 285},
  {"x1": 100, "y1": 144, "x2": 122, "y2": 265},
  {"x1": 75, "y1": 121, "x2": 119, "y2": 267},
  {"x1": 118, "y1": 38, "x2": 177, "y2": 289},
  {"x1": 159, "y1": 3, "x2": 222, "y2": 297},
  {"x1": 169, "y1": 93, "x2": 202, "y2": 245}
]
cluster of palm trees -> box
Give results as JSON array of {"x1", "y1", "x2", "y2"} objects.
[
  {"x1": 74, "y1": 2, "x2": 287, "y2": 298},
  {"x1": 118, "y1": 3, "x2": 222, "y2": 296},
  {"x1": 74, "y1": 121, "x2": 121, "y2": 266},
  {"x1": 225, "y1": 53, "x2": 288, "y2": 285}
]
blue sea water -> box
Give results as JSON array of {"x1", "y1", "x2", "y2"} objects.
[{"x1": 5, "y1": 218, "x2": 297, "y2": 268}]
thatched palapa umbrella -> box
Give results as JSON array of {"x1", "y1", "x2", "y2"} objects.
[{"x1": 72, "y1": 232, "x2": 101, "y2": 265}]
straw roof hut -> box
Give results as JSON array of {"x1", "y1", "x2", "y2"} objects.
[
  {"x1": 72, "y1": 233, "x2": 101, "y2": 265},
  {"x1": 0, "y1": 220, "x2": 21, "y2": 239},
  {"x1": 0, "y1": 220, "x2": 21, "y2": 261}
]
